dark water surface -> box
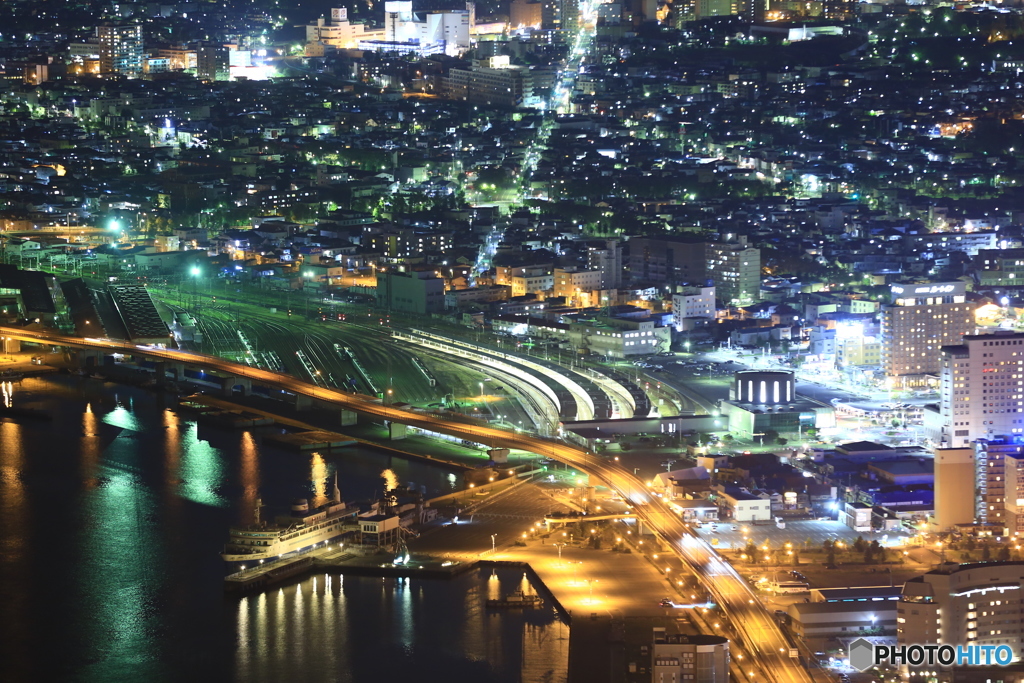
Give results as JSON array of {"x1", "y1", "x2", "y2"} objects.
[{"x1": 0, "y1": 376, "x2": 568, "y2": 683}]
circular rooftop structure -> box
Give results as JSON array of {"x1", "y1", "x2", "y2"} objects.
[{"x1": 733, "y1": 370, "x2": 795, "y2": 406}]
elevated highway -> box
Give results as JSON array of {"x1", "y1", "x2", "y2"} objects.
[{"x1": 7, "y1": 325, "x2": 812, "y2": 683}]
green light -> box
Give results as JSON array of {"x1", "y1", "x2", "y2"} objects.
[
  {"x1": 108, "y1": 219, "x2": 121, "y2": 231},
  {"x1": 190, "y1": 267, "x2": 200, "y2": 277}
]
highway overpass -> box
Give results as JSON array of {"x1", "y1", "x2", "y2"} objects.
[{"x1": 4, "y1": 325, "x2": 813, "y2": 683}]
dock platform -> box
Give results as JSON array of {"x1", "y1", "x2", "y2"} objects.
[
  {"x1": 263, "y1": 430, "x2": 357, "y2": 451},
  {"x1": 223, "y1": 544, "x2": 476, "y2": 594}
]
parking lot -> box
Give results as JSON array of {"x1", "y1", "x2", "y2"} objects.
[{"x1": 692, "y1": 519, "x2": 911, "y2": 550}]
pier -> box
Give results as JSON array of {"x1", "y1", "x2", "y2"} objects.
[{"x1": 224, "y1": 543, "x2": 477, "y2": 594}]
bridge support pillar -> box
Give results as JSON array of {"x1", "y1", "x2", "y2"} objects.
[
  {"x1": 78, "y1": 349, "x2": 102, "y2": 368},
  {"x1": 295, "y1": 394, "x2": 313, "y2": 411},
  {"x1": 154, "y1": 361, "x2": 166, "y2": 383},
  {"x1": 221, "y1": 376, "x2": 252, "y2": 396},
  {"x1": 388, "y1": 422, "x2": 407, "y2": 440},
  {"x1": 170, "y1": 363, "x2": 186, "y2": 381},
  {"x1": 341, "y1": 410, "x2": 357, "y2": 427}
]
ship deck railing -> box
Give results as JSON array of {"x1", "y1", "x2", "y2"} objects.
[{"x1": 226, "y1": 539, "x2": 343, "y2": 579}]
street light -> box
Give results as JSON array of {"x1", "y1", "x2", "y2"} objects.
[
  {"x1": 491, "y1": 533, "x2": 496, "y2": 554},
  {"x1": 554, "y1": 542, "x2": 566, "y2": 566}
]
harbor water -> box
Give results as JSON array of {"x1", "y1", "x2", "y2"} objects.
[{"x1": 0, "y1": 376, "x2": 568, "y2": 683}]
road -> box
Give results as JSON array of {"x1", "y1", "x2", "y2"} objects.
[{"x1": 5, "y1": 324, "x2": 813, "y2": 683}]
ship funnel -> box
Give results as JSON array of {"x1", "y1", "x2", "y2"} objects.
[
  {"x1": 331, "y1": 472, "x2": 342, "y2": 504},
  {"x1": 291, "y1": 498, "x2": 309, "y2": 513}
]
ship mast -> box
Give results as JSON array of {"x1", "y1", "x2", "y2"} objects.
[{"x1": 254, "y1": 497, "x2": 263, "y2": 526}]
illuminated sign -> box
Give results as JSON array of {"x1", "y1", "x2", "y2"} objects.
[{"x1": 891, "y1": 283, "x2": 961, "y2": 296}]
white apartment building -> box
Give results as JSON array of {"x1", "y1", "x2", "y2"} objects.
[
  {"x1": 673, "y1": 286, "x2": 716, "y2": 329},
  {"x1": 940, "y1": 332, "x2": 1024, "y2": 447},
  {"x1": 880, "y1": 281, "x2": 976, "y2": 386}
]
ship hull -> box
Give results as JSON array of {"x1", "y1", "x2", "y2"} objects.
[{"x1": 221, "y1": 527, "x2": 348, "y2": 567}]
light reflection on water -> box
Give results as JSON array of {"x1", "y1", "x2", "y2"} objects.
[
  {"x1": 234, "y1": 569, "x2": 568, "y2": 683},
  {"x1": 238, "y1": 431, "x2": 260, "y2": 525},
  {"x1": 310, "y1": 451, "x2": 328, "y2": 508},
  {"x1": 177, "y1": 421, "x2": 228, "y2": 507},
  {"x1": 0, "y1": 376, "x2": 566, "y2": 683}
]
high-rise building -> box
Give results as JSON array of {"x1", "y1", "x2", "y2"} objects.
[
  {"x1": 196, "y1": 43, "x2": 229, "y2": 82},
  {"x1": 974, "y1": 437, "x2": 1024, "y2": 532},
  {"x1": 880, "y1": 281, "x2": 975, "y2": 387},
  {"x1": 586, "y1": 239, "x2": 622, "y2": 290},
  {"x1": 933, "y1": 447, "x2": 976, "y2": 531},
  {"x1": 628, "y1": 236, "x2": 759, "y2": 306},
  {"x1": 822, "y1": 0, "x2": 853, "y2": 21},
  {"x1": 705, "y1": 242, "x2": 759, "y2": 305},
  {"x1": 940, "y1": 331, "x2": 1024, "y2": 447},
  {"x1": 899, "y1": 561, "x2": 1024, "y2": 674},
  {"x1": 510, "y1": 0, "x2": 543, "y2": 29},
  {"x1": 96, "y1": 24, "x2": 143, "y2": 77},
  {"x1": 541, "y1": 0, "x2": 579, "y2": 31}
]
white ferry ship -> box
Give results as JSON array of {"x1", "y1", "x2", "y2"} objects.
[{"x1": 221, "y1": 476, "x2": 358, "y2": 565}]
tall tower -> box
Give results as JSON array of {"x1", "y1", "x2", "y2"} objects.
[{"x1": 96, "y1": 24, "x2": 143, "y2": 77}]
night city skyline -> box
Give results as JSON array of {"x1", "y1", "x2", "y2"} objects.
[{"x1": 7, "y1": 1, "x2": 1024, "y2": 683}]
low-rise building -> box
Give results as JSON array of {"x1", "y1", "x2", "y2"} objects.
[
  {"x1": 787, "y1": 601, "x2": 897, "y2": 639},
  {"x1": 651, "y1": 630, "x2": 729, "y2": 683},
  {"x1": 376, "y1": 268, "x2": 445, "y2": 314},
  {"x1": 711, "y1": 487, "x2": 771, "y2": 522}
]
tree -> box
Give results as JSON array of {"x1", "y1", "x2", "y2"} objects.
[
  {"x1": 804, "y1": 427, "x2": 819, "y2": 440},
  {"x1": 982, "y1": 544, "x2": 993, "y2": 561},
  {"x1": 965, "y1": 536, "x2": 977, "y2": 551},
  {"x1": 763, "y1": 429, "x2": 780, "y2": 444},
  {"x1": 826, "y1": 543, "x2": 837, "y2": 568},
  {"x1": 777, "y1": 438, "x2": 788, "y2": 446},
  {"x1": 998, "y1": 545, "x2": 1011, "y2": 562},
  {"x1": 743, "y1": 539, "x2": 759, "y2": 563},
  {"x1": 853, "y1": 536, "x2": 867, "y2": 553},
  {"x1": 868, "y1": 540, "x2": 883, "y2": 564}
]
